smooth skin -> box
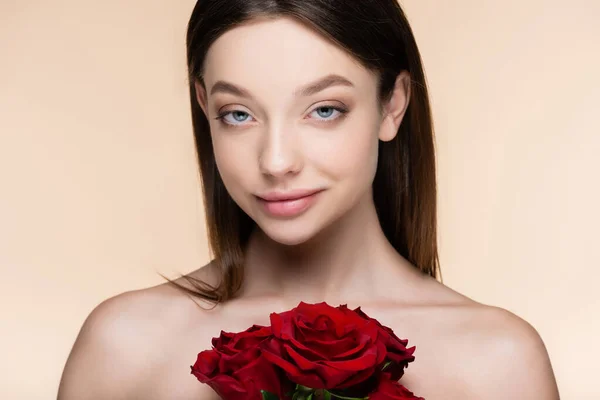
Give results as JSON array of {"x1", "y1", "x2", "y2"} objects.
[{"x1": 58, "y1": 17, "x2": 559, "y2": 400}]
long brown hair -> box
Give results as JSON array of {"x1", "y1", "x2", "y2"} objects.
[{"x1": 172, "y1": 0, "x2": 440, "y2": 303}]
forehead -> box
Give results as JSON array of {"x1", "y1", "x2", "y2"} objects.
[{"x1": 202, "y1": 17, "x2": 377, "y2": 96}]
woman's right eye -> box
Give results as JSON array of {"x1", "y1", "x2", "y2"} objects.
[{"x1": 215, "y1": 110, "x2": 255, "y2": 127}]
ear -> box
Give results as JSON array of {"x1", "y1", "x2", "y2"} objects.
[
  {"x1": 194, "y1": 80, "x2": 209, "y2": 117},
  {"x1": 378, "y1": 71, "x2": 411, "y2": 142}
]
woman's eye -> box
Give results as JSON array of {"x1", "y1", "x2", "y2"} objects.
[
  {"x1": 309, "y1": 106, "x2": 347, "y2": 121},
  {"x1": 216, "y1": 110, "x2": 254, "y2": 126}
]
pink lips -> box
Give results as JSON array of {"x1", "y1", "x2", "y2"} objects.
[{"x1": 256, "y1": 189, "x2": 323, "y2": 217}]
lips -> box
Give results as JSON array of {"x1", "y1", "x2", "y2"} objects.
[
  {"x1": 256, "y1": 189, "x2": 324, "y2": 218},
  {"x1": 257, "y1": 189, "x2": 323, "y2": 202}
]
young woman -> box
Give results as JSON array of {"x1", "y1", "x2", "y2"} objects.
[{"x1": 58, "y1": 1, "x2": 560, "y2": 399}]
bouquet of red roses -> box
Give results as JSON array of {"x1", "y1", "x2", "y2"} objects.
[{"x1": 191, "y1": 302, "x2": 424, "y2": 400}]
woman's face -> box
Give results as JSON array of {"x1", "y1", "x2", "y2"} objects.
[{"x1": 197, "y1": 17, "x2": 406, "y2": 246}]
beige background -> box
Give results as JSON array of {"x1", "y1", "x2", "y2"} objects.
[{"x1": 1, "y1": 0, "x2": 598, "y2": 398}]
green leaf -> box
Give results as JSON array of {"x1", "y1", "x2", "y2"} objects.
[
  {"x1": 293, "y1": 392, "x2": 310, "y2": 400},
  {"x1": 261, "y1": 390, "x2": 280, "y2": 400},
  {"x1": 296, "y1": 384, "x2": 314, "y2": 393},
  {"x1": 381, "y1": 361, "x2": 392, "y2": 371}
]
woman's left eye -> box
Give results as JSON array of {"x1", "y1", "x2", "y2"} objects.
[{"x1": 308, "y1": 105, "x2": 348, "y2": 121}]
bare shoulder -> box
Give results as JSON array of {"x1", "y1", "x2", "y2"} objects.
[
  {"x1": 58, "y1": 264, "x2": 217, "y2": 400},
  {"x1": 449, "y1": 301, "x2": 560, "y2": 399},
  {"x1": 380, "y1": 279, "x2": 559, "y2": 399}
]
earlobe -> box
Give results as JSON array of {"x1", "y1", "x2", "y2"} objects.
[{"x1": 378, "y1": 71, "x2": 411, "y2": 142}]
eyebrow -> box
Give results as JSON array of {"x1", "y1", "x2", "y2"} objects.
[{"x1": 209, "y1": 74, "x2": 355, "y2": 99}]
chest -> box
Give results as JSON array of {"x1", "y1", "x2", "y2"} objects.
[
  {"x1": 143, "y1": 339, "x2": 470, "y2": 400},
  {"x1": 142, "y1": 304, "x2": 475, "y2": 399},
  {"x1": 144, "y1": 371, "x2": 469, "y2": 400}
]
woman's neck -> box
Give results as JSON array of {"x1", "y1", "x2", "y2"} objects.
[{"x1": 239, "y1": 191, "x2": 416, "y2": 306}]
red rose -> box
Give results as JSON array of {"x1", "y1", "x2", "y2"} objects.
[
  {"x1": 353, "y1": 307, "x2": 416, "y2": 380},
  {"x1": 191, "y1": 325, "x2": 290, "y2": 400},
  {"x1": 369, "y1": 375, "x2": 425, "y2": 400},
  {"x1": 261, "y1": 302, "x2": 391, "y2": 391}
]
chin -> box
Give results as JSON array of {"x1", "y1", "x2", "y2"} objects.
[{"x1": 257, "y1": 219, "x2": 323, "y2": 247}]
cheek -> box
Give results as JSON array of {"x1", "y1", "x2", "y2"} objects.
[
  {"x1": 309, "y1": 120, "x2": 380, "y2": 183},
  {"x1": 212, "y1": 135, "x2": 256, "y2": 196}
]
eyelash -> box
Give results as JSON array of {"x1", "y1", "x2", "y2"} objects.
[{"x1": 214, "y1": 104, "x2": 349, "y2": 128}]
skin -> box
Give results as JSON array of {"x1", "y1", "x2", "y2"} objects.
[{"x1": 58, "y1": 17, "x2": 560, "y2": 400}]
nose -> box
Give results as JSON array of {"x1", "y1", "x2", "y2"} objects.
[{"x1": 258, "y1": 125, "x2": 303, "y2": 178}]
